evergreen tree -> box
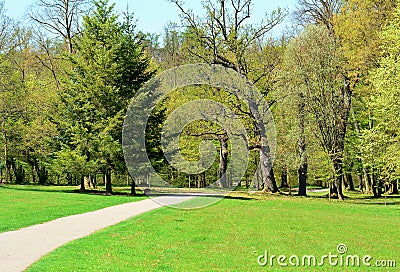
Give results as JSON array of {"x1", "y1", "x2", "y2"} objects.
[{"x1": 60, "y1": 0, "x2": 153, "y2": 194}]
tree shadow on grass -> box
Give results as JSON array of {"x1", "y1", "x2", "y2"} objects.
[
  {"x1": 145, "y1": 192, "x2": 253, "y2": 201},
  {"x1": 303, "y1": 192, "x2": 400, "y2": 205},
  {"x1": 0, "y1": 184, "x2": 76, "y2": 194},
  {"x1": 346, "y1": 195, "x2": 400, "y2": 206},
  {"x1": 0, "y1": 185, "x2": 146, "y2": 197},
  {"x1": 71, "y1": 189, "x2": 147, "y2": 197}
]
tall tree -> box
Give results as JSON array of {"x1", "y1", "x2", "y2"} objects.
[
  {"x1": 0, "y1": 2, "x2": 18, "y2": 183},
  {"x1": 170, "y1": 0, "x2": 286, "y2": 192},
  {"x1": 334, "y1": 0, "x2": 397, "y2": 195},
  {"x1": 285, "y1": 25, "x2": 350, "y2": 200},
  {"x1": 364, "y1": 2, "x2": 400, "y2": 195},
  {"x1": 61, "y1": 0, "x2": 153, "y2": 194}
]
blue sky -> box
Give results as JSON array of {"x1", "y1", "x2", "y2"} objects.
[{"x1": 4, "y1": 0, "x2": 296, "y2": 36}]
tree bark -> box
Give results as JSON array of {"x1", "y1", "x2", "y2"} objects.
[
  {"x1": 280, "y1": 166, "x2": 288, "y2": 188},
  {"x1": 365, "y1": 172, "x2": 372, "y2": 194},
  {"x1": 345, "y1": 172, "x2": 355, "y2": 191},
  {"x1": 34, "y1": 159, "x2": 48, "y2": 185},
  {"x1": 80, "y1": 175, "x2": 85, "y2": 191},
  {"x1": 391, "y1": 180, "x2": 399, "y2": 195},
  {"x1": 358, "y1": 174, "x2": 364, "y2": 193},
  {"x1": 105, "y1": 169, "x2": 112, "y2": 195},
  {"x1": 330, "y1": 159, "x2": 345, "y2": 201},
  {"x1": 6, "y1": 162, "x2": 12, "y2": 183},
  {"x1": 372, "y1": 172, "x2": 383, "y2": 198},
  {"x1": 372, "y1": 171, "x2": 379, "y2": 198},
  {"x1": 89, "y1": 174, "x2": 96, "y2": 189},
  {"x1": 298, "y1": 90, "x2": 307, "y2": 196},
  {"x1": 298, "y1": 163, "x2": 307, "y2": 196},
  {"x1": 327, "y1": 79, "x2": 352, "y2": 201},
  {"x1": 218, "y1": 134, "x2": 229, "y2": 188},
  {"x1": 260, "y1": 146, "x2": 278, "y2": 192},
  {"x1": 130, "y1": 176, "x2": 136, "y2": 195},
  {"x1": 31, "y1": 163, "x2": 36, "y2": 184}
]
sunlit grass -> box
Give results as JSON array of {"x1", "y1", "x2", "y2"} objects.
[
  {"x1": 0, "y1": 185, "x2": 146, "y2": 233},
  {"x1": 28, "y1": 193, "x2": 399, "y2": 271}
]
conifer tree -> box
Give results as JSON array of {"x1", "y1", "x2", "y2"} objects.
[{"x1": 60, "y1": 0, "x2": 153, "y2": 194}]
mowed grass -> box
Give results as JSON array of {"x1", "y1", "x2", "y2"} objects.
[
  {"x1": 0, "y1": 185, "x2": 146, "y2": 233},
  {"x1": 27, "y1": 193, "x2": 400, "y2": 271}
]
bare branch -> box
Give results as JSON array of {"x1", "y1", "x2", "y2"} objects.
[{"x1": 29, "y1": 0, "x2": 91, "y2": 53}]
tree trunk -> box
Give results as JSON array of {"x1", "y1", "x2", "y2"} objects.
[
  {"x1": 346, "y1": 172, "x2": 355, "y2": 191},
  {"x1": 34, "y1": 159, "x2": 48, "y2": 185},
  {"x1": 391, "y1": 180, "x2": 399, "y2": 195},
  {"x1": 358, "y1": 174, "x2": 364, "y2": 193},
  {"x1": 372, "y1": 171, "x2": 379, "y2": 198},
  {"x1": 2, "y1": 117, "x2": 8, "y2": 183},
  {"x1": 280, "y1": 166, "x2": 288, "y2": 188},
  {"x1": 250, "y1": 95, "x2": 278, "y2": 193},
  {"x1": 80, "y1": 175, "x2": 85, "y2": 191},
  {"x1": 67, "y1": 173, "x2": 72, "y2": 185},
  {"x1": 31, "y1": 163, "x2": 36, "y2": 184},
  {"x1": 130, "y1": 176, "x2": 136, "y2": 195},
  {"x1": 365, "y1": 172, "x2": 372, "y2": 194},
  {"x1": 218, "y1": 134, "x2": 229, "y2": 188},
  {"x1": 89, "y1": 174, "x2": 96, "y2": 189},
  {"x1": 26, "y1": 154, "x2": 36, "y2": 184},
  {"x1": 105, "y1": 169, "x2": 112, "y2": 195},
  {"x1": 12, "y1": 159, "x2": 25, "y2": 184},
  {"x1": 377, "y1": 181, "x2": 383, "y2": 197},
  {"x1": 331, "y1": 159, "x2": 345, "y2": 201},
  {"x1": 344, "y1": 161, "x2": 355, "y2": 191},
  {"x1": 298, "y1": 163, "x2": 307, "y2": 196},
  {"x1": 260, "y1": 147, "x2": 278, "y2": 192},
  {"x1": 372, "y1": 172, "x2": 382, "y2": 198},
  {"x1": 329, "y1": 77, "x2": 351, "y2": 201},
  {"x1": 298, "y1": 91, "x2": 307, "y2": 196},
  {"x1": 6, "y1": 162, "x2": 12, "y2": 183}
]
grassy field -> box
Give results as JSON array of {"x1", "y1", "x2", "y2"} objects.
[
  {"x1": 27, "y1": 192, "x2": 399, "y2": 271},
  {"x1": 0, "y1": 185, "x2": 146, "y2": 233}
]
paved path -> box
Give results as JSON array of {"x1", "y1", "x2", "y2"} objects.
[
  {"x1": 307, "y1": 188, "x2": 329, "y2": 193},
  {"x1": 288, "y1": 188, "x2": 329, "y2": 193},
  {"x1": 0, "y1": 195, "x2": 194, "y2": 272}
]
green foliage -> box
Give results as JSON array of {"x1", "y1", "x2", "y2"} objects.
[
  {"x1": 362, "y1": 2, "x2": 400, "y2": 181},
  {"x1": 335, "y1": 0, "x2": 397, "y2": 83},
  {"x1": 0, "y1": 0, "x2": 398, "y2": 196},
  {"x1": 52, "y1": 148, "x2": 93, "y2": 180},
  {"x1": 283, "y1": 26, "x2": 344, "y2": 166},
  {"x1": 58, "y1": 0, "x2": 153, "y2": 187},
  {"x1": 14, "y1": 163, "x2": 25, "y2": 184}
]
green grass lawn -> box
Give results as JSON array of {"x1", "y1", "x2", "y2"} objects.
[
  {"x1": 0, "y1": 185, "x2": 146, "y2": 233},
  {"x1": 27, "y1": 192, "x2": 400, "y2": 271}
]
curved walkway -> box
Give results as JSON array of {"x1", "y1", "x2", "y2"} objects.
[{"x1": 0, "y1": 195, "x2": 194, "y2": 272}]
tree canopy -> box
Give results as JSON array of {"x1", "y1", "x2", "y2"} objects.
[{"x1": 0, "y1": 0, "x2": 399, "y2": 200}]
